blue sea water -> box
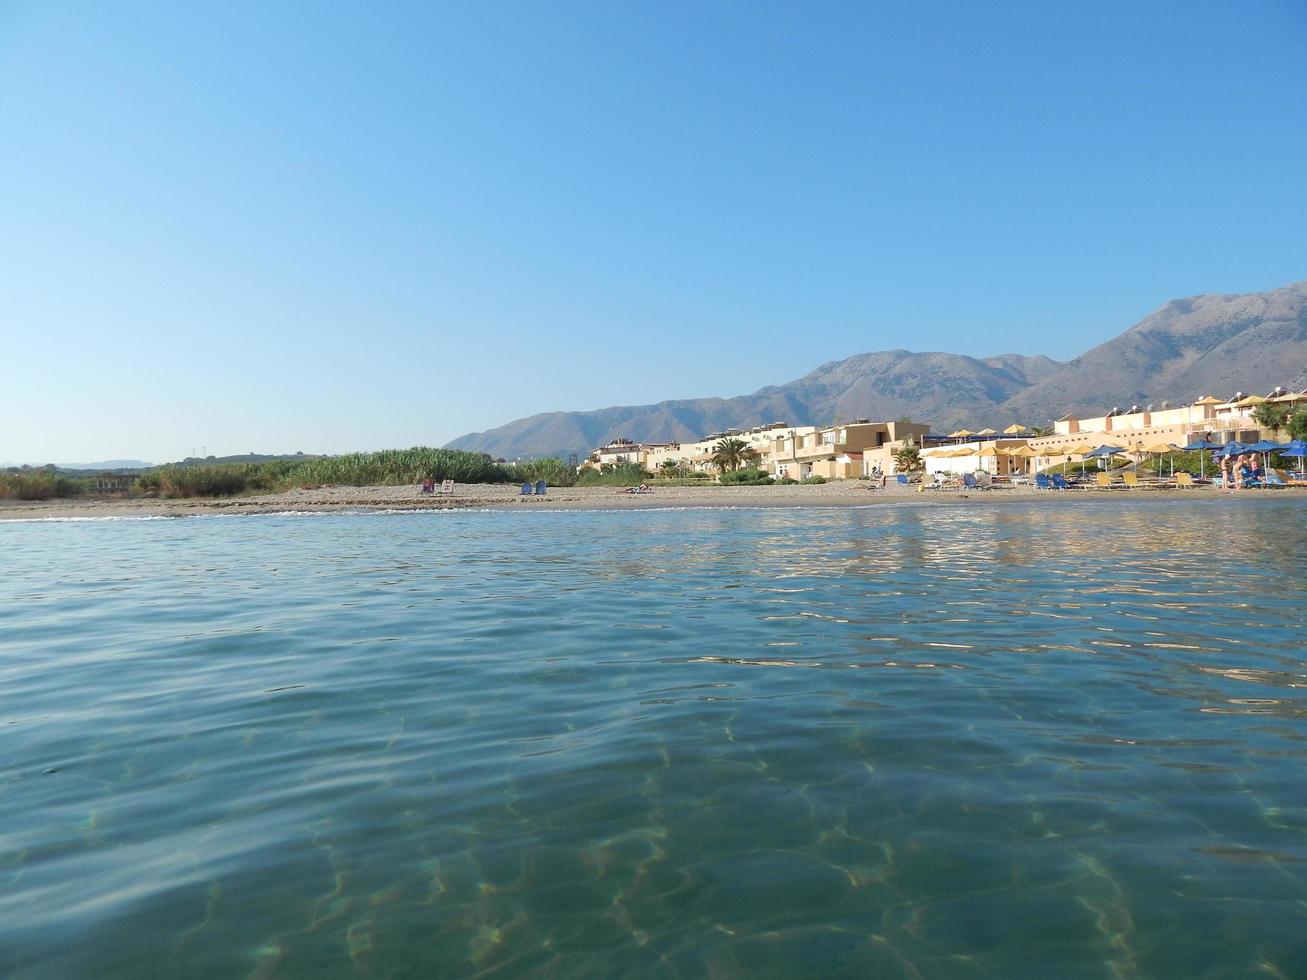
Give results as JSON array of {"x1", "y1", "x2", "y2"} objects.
[{"x1": 2, "y1": 498, "x2": 1307, "y2": 978}]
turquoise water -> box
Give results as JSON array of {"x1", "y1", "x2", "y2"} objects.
[{"x1": 3, "y1": 498, "x2": 1307, "y2": 978}]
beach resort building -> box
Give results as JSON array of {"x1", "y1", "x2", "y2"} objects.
[
  {"x1": 642, "y1": 424, "x2": 815, "y2": 475},
  {"x1": 579, "y1": 438, "x2": 671, "y2": 472},
  {"x1": 1025, "y1": 388, "x2": 1307, "y2": 463},
  {"x1": 767, "y1": 420, "x2": 932, "y2": 480}
]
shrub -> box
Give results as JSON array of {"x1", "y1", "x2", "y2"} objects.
[
  {"x1": 719, "y1": 467, "x2": 774, "y2": 486},
  {"x1": 802, "y1": 475, "x2": 827, "y2": 484},
  {"x1": 576, "y1": 463, "x2": 649, "y2": 487},
  {"x1": 777, "y1": 477, "x2": 798, "y2": 485},
  {"x1": 0, "y1": 471, "x2": 83, "y2": 500},
  {"x1": 507, "y1": 457, "x2": 577, "y2": 487}
]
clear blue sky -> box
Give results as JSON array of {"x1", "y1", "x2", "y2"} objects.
[{"x1": 3, "y1": 0, "x2": 1305, "y2": 463}]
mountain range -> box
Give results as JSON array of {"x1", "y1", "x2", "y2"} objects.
[{"x1": 446, "y1": 280, "x2": 1307, "y2": 460}]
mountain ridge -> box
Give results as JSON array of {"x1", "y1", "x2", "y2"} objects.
[{"x1": 446, "y1": 280, "x2": 1307, "y2": 460}]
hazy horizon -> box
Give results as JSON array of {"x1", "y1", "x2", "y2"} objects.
[{"x1": 4, "y1": 1, "x2": 1306, "y2": 463}]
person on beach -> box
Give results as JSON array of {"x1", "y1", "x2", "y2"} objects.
[{"x1": 1218, "y1": 454, "x2": 1231, "y2": 492}]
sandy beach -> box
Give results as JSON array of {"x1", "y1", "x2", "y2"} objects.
[{"x1": 0, "y1": 478, "x2": 1265, "y2": 520}]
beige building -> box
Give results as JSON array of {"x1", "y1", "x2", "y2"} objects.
[
  {"x1": 644, "y1": 423, "x2": 815, "y2": 475},
  {"x1": 768, "y1": 420, "x2": 932, "y2": 480},
  {"x1": 580, "y1": 438, "x2": 670, "y2": 472},
  {"x1": 1030, "y1": 388, "x2": 1306, "y2": 461}
]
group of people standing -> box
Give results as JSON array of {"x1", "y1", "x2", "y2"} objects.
[{"x1": 1218, "y1": 452, "x2": 1262, "y2": 490}]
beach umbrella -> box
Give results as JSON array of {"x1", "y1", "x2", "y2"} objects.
[
  {"x1": 948, "y1": 429, "x2": 974, "y2": 442},
  {"x1": 1085, "y1": 444, "x2": 1129, "y2": 473},
  {"x1": 975, "y1": 428, "x2": 997, "y2": 437},
  {"x1": 1280, "y1": 440, "x2": 1307, "y2": 476},
  {"x1": 1244, "y1": 439, "x2": 1281, "y2": 473},
  {"x1": 1066, "y1": 443, "x2": 1095, "y2": 476},
  {"x1": 1009, "y1": 444, "x2": 1035, "y2": 476},
  {"x1": 1143, "y1": 442, "x2": 1178, "y2": 478},
  {"x1": 1181, "y1": 436, "x2": 1216, "y2": 479},
  {"x1": 1003, "y1": 424, "x2": 1027, "y2": 436}
]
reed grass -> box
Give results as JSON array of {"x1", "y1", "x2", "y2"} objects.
[
  {"x1": 135, "y1": 448, "x2": 511, "y2": 498},
  {"x1": 0, "y1": 471, "x2": 84, "y2": 500}
]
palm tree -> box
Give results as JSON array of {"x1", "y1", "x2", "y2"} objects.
[
  {"x1": 1030, "y1": 425, "x2": 1054, "y2": 437},
  {"x1": 711, "y1": 437, "x2": 753, "y2": 473},
  {"x1": 658, "y1": 459, "x2": 681, "y2": 479},
  {"x1": 894, "y1": 439, "x2": 924, "y2": 473}
]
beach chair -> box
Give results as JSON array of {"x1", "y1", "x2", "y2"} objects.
[
  {"x1": 534, "y1": 480, "x2": 548, "y2": 496},
  {"x1": 1263, "y1": 470, "x2": 1288, "y2": 488},
  {"x1": 962, "y1": 473, "x2": 978, "y2": 489},
  {"x1": 1051, "y1": 473, "x2": 1072, "y2": 490},
  {"x1": 1122, "y1": 471, "x2": 1151, "y2": 490},
  {"x1": 519, "y1": 482, "x2": 533, "y2": 496},
  {"x1": 896, "y1": 474, "x2": 908, "y2": 485},
  {"x1": 1095, "y1": 472, "x2": 1118, "y2": 490},
  {"x1": 439, "y1": 479, "x2": 455, "y2": 495},
  {"x1": 1034, "y1": 474, "x2": 1052, "y2": 490},
  {"x1": 1174, "y1": 472, "x2": 1195, "y2": 489},
  {"x1": 975, "y1": 471, "x2": 994, "y2": 489}
]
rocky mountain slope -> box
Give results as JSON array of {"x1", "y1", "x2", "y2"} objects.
[{"x1": 446, "y1": 280, "x2": 1307, "y2": 459}]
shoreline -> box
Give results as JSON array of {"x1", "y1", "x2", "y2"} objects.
[{"x1": 2, "y1": 479, "x2": 1295, "y2": 520}]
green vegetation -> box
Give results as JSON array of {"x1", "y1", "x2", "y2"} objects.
[
  {"x1": 134, "y1": 447, "x2": 511, "y2": 498},
  {"x1": 718, "y1": 467, "x2": 774, "y2": 486},
  {"x1": 710, "y1": 438, "x2": 758, "y2": 473},
  {"x1": 575, "y1": 463, "x2": 650, "y2": 487},
  {"x1": 136, "y1": 463, "x2": 275, "y2": 498},
  {"x1": 893, "y1": 440, "x2": 924, "y2": 473},
  {"x1": 777, "y1": 477, "x2": 798, "y2": 485},
  {"x1": 1251, "y1": 402, "x2": 1307, "y2": 440},
  {"x1": 0, "y1": 470, "x2": 84, "y2": 500},
  {"x1": 802, "y1": 474, "x2": 827, "y2": 484},
  {"x1": 1289, "y1": 406, "x2": 1307, "y2": 441},
  {"x1": 506, "y1": 457, "x2": 578, "y2": 488}
]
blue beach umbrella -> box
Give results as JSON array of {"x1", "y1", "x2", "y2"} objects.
[
  {"x1": 1181, "y1": 437, "x2": 1216, "y2": 479},
  {"x1": 1244, "y1": 440, "x2": 1281, "y2": 474},
  {"x1": 1280, "y1": 440, "x2": 1307, "y2": 476},
  {"x1": 1084, "y1": 444, "x2": 1129, "y2": 473}
]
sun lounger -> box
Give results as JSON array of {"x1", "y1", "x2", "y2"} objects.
[
  {"x1": 1174, "y1": 472, "x2": 1195, "y2": 489},
  {"x1": 962, "y1": 473, "x2": 978, "y2": 489},
  {"x1": 440, "y1": 479, "x2": 455, "y2": 495},
  {"x1": 1263, "y1": 471, "x2": 1288, "y2": 487},
  {"x1": 1095, "y1": 472, "x2": 1121, "y2": 490},
  {"x1": 1051, "y1": 473, "x2": 1074, "y2": 490},
  {"x1": 1034, "y1": 474, "x2": 1052, "y2": 490},
  {"x1": 519, "y1": 482, "x2": 533, "y2": 495},
  {"x1": 897, "y1": 474, "x2": 908, "y2": 485},
  {"x1": 1122, "y1": 472, "x2": 1157, "y2": 490},
  {"x1": 534, "y1": 480, "x2": 548, "y2": 496}
]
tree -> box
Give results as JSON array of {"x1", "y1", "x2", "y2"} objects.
[
  {"x1": 1253, "y1": 402, "x2": 1290, "y2": 434},
  {"x1": 658, "y1": 459, "x2": 682, "y2": 479},
  {"x1": 710, "y1": 438, "x2": 754, "y2": 473},
  {"x1": 1030, "y1": 425, "x2": 1054, "y2": 437},
  {"x1": 1288, "y1": 406, "x2": 1307, "y2": 442},
  {"x1": 894, "y1": 439, "x2": 924, "y2": 473}
]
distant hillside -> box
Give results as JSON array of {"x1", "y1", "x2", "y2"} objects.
[
  {"x1": 163, "y1": 452, "x2": 323, "y2": 467},
  {"x1": 446, "y1": 280, "x2": 1307, "y2": 459}
]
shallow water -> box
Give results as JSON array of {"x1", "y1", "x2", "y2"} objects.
[{"x1": 3, "y1": 498, "x2": 1306, "y2": 978}]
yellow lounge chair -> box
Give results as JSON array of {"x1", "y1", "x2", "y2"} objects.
[
  {"x1": 1121, "y1": 471, "x2": 1157, "y2": 490},
  {"x1": 1174, "y1": 472, "x2": 1195, "y2": 489},
  {"x1": 1095, "y1": 472, "x2": 1119, "y2": 490}
]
